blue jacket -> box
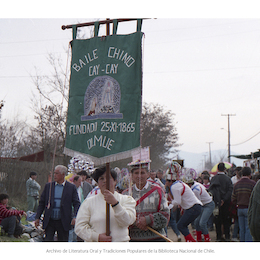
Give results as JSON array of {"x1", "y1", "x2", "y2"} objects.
[{"x1": 36, "y1": 181, "x2": 80, "y2": 231}]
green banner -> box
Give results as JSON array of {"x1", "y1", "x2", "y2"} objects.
[{"x1": 64, "y1": 32, "x2": 143, "y2": 165}]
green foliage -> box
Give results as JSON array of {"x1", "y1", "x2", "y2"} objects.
[
  {"x1": 31, "y1": 104, "x2": 67, "y2": 155},
  {"x1": 0, "y1": 234, "x2": 29, "y2": 242},
  {"x1": 0, "y1": 215, "x2": 29, "y2": 242},
  {"x1": 141, "y1": 103, "x2": 181, "y2": 170}
]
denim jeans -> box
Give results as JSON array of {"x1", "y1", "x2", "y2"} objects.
[
  {"x1": 168, "y1": 208, "x2": 181, "y2": 236},
  {"x1": 68, "y1": 228, "x2": 77, "y2": 242},
  {"x1": 195, "y1": 200, "x2": 215, "y2": 234},
  {"x1": 177, "y1": 204, "x2": 202, "y2": 236},
  {"x1": 237, "y1": 208, "x2": 253, "y2": 242},
  {"x1": 207, "y1": 213, "x2": 214, "y2": 229}
]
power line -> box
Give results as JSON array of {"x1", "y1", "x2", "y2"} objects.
[
  {"x1": 0, "y1": 38, "x2": 69, "y2": 45},
  {"x1": 144, "y1": 65, "x2": 260, "y2": 74},
  {"x1": 0, "y1": 51, "x2": 67, "y2": 58},
  {"x1": 232, "y1": 130, "x2": 260, "y2": 146},
  {"x1": 0, "y1": 74, "x2": 59, "y2": 79},
  {"x1": 0, "y1": 75, "x2": 31, "y2": 78},
  {"x1": 2, "y1": 64, "x2": 260, "y2": 79}
]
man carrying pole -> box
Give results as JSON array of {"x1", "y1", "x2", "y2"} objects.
[{"x1": 126, "y1": 160, "x2": 170, "y2": 242}]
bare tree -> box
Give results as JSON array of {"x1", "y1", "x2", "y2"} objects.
[
  {"x1": 29, "y1": 53, "x2": 70, "y2": 164},
  {"x1": 0, "y1": 117, "x2": 28, "y2": 157}
]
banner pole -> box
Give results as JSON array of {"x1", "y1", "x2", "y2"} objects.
[
  {"x1": 105, "y1": 162, "x2": 110, "y2": 236},
  {"x1": 63, "y1": 17, "x2": 145, "y2": 238},
  {"x1": 105, "y1": 19, "x2": 111, "y2": 237}
]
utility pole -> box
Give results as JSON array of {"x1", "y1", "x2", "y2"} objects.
[
  {"x1": 221, "y1": 114, "x2": 236, "y2": 163},
  {"x1": 0, "y1": 100, "x2": 4, "y2": 120},
  {"x1": 203, "y1": 153, "x2": 207, "y2": 169},
  {"x1": 206, "y1": 142, "x2": 213, "y2": 166}
]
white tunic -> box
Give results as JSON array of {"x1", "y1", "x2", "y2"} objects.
[
  {"x1": 170, "y1": 181, "x2": 202, "y2": 210},
  {"x1": 191, "y1": 181, "x2": 212, "y2": 205}
]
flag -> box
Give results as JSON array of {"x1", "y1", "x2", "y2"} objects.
[{"x1": 64, "y1": 32, "x2": 143, "y2": 165}]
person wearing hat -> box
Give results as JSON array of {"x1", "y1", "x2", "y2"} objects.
[
  {"x1": 75, "y1": 166, "x2": 136, "y2": 242},
  {"x1": 182, "y1": 168, "x2": 215, "y2": 242},
  {"x1": 26, "y1": 171, "x2": 41, "y2": 212},
  {"x1": 208, "y1": 162, "x2": 233, "y2": 241},
  {"x1": 165, "y1": 162, "x2": 202, "y2": 242},
  {"x1": 126, "y1": 160, "x2": 170, "y2": 242}
]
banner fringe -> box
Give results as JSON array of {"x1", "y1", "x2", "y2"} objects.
[{"x1": 63, "y1": 147, "x2": 141, "y2": 166}]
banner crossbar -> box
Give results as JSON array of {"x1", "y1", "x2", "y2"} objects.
[{"x1": 61, "y1": 18, "x2": 148, "y2": 30}]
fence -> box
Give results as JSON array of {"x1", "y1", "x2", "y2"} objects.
[{"x1": 0, "y1": 155, "x2": 69, "y2": 202}]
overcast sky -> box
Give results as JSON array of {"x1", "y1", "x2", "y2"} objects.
[
  {"x1": 1, "y1": 1, "x2": 260, "y2": 167},
  {"x1": 1, "y1": 0, "x2": 259, "y2": 254}
]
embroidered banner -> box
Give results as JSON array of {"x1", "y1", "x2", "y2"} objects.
[{"x1": 64, "y1": 32, "x2": 143, "y2": 165}]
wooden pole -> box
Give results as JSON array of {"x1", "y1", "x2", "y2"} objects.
[
  {"x1": 105, "y1": 19, "x2": 111, "y2": 237},
  {"x1": 105, "y1": 162, "x2": 110, "y2": 236},
  {"x1": 47, "y1": 135, "x2": 58, "y2": 209},
  {"x1": 147, "y1": 226, "x2": 174, "y2": 242},
  {"x1": 61, "y1": 18, "x2": 148, "y2": 30}
]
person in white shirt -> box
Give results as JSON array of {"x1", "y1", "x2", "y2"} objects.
[
  {"x1": 75, "y1": 166, "x2": 136, "y2": 242},
  {"x1": 231, "y1": 166, "x2": 242, "y2": 184},
  {"x1": 182, "y1": 168, "x2": 215, "y2": 242},
  {"x1": 165, "y1": 161, "x2": 202, "y2": 242}
]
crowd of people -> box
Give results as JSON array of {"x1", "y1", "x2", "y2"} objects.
[{"x1": 0, "y1": 159, "x2": 260, "y2": 243}]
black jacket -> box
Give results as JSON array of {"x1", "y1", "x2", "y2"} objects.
[
  {"x1": 208, "y1": 173, "x2": 233, "y2": 208},
  {"x1": 36, "y1": 181, "x2": 80, "y2": 231}
]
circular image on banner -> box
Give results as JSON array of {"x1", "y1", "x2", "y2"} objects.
[{"x1": 81, "y1": 75, "x2": 123, "y2": 121}]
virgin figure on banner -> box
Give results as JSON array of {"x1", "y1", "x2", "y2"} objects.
[{"x1": 81, "y1": 75, "x2": 123, "y2": 121}]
